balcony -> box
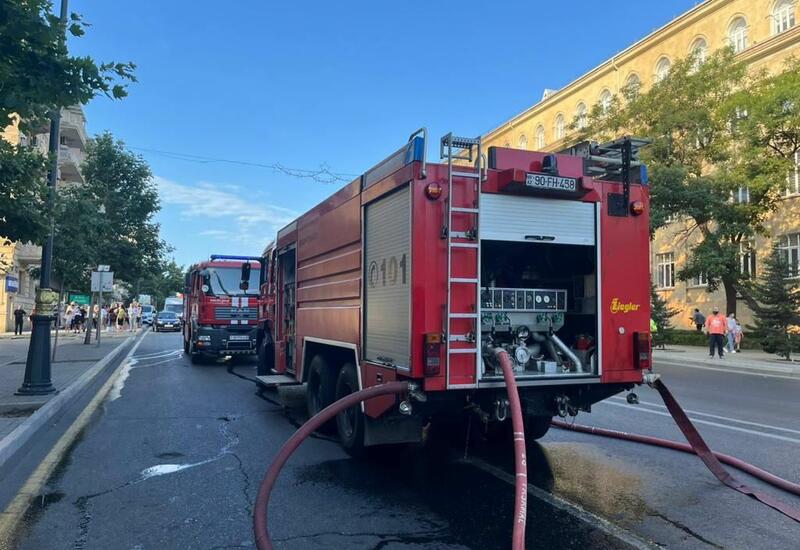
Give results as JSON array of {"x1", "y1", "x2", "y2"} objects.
[
  {"x1": 58, "y1": 146, "x2": 85, "y2": 184},
  {"x1": 60, "y1": 107, "x2": 87, "y2": 150}
]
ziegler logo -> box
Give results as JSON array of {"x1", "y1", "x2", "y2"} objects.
[{"x1": 610, "y1": 298, "x2": 641, "y2": 314}]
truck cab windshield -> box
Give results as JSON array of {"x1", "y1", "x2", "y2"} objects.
[{"x1": 206, "y1": 267, "x2": 259, "y2": 296}]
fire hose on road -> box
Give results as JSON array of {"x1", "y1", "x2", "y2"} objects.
[
  {"x1": 553, "y1": 376, "x2": 800, "y2": 523},
  {"x1": 252, "y1": 349, "x2": 529, "y2": 550}
]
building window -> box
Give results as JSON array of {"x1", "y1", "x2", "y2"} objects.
[
  {"x1": 729, "y1": 17, "x2": 748, "y2": 53},
  {"x1": 624, "y1": 73, "x2": 641, "y2": 99},
  {"x1": 778, "y1": 233, "x2": 800, "y2": 277},
  {"x1": 655, "y1": 57, "x2": 671, "y2": 82},
  {"x1": 575, "y1": 103, "x2": 587, "y2": 129},
  {"x1": 773, "y1": 0, "x2": 796, "y2": 34},
  {"x1": 598, "y1": 89, "x2": 612, "y2": 114},
  {"x1": 554, "y1": 114, "x2": 565, "y2": 140},
  {"x1": 739, "y1": 239, "x2": 757, "y2": 278},
  {"x1": 691, "y1": 273, "x2": 708, "y2": 287},
  {"x1": 787, "y1": 150, "x2": 800, "y2": 196},
  {"x1": 535, "y1": 125, "x2": 545, "y2": 149},
  {"x1": 518, "y1": 134, "x2": 528, "y2": 149},
  {"x1": 733, "y1": 186, "x2": 750, "y2": 203},
  {"x1": 656, "y1": 253, "x2": 675, "y2": 288},
  {"x1": 690, "y1": 37, "x2": 708, "y2": 70}
]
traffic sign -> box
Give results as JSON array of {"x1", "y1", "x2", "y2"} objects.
[
  {"x1": 68, "y1": 293, "x2": 91, "y2": 306},
  {"x1": 91, "y1": 271, "x2": 114, "y2": 292}
]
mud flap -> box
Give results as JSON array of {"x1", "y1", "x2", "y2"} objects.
[{"x1": 364, "y1": 413, "x2": 423, "y2": 447}]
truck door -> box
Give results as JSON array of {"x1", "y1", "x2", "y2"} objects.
[{"x1": 276, "y1": 246, "x2": 297, "y2": 373}]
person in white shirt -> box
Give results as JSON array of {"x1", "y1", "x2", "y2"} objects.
[
  {"x1": 128, "y1": 303, "x2": 137, "y2": 331},
  {"x1": 726, "y1": 313, "x2": 738, "y2": 353}
]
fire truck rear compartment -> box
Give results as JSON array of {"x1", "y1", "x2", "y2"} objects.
[{"x1": 479, "y1": 239, "x2": 598, "y2": 381}]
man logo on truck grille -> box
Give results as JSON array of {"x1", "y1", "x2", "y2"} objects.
[
  {"x1": 368, "y1": 254, "x2": 408, "y2": 288},
  {"x1": 610, "y1": 298, "x2": 641, "y2": 314}
]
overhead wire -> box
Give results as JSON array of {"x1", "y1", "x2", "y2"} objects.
[{"x1": 128, "y1": 145, "x2": 359, "y2": 184}]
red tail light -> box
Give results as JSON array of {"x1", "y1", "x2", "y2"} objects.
[
  {"x1": 633, "y1": 331, "x2": 651, "y2": 370},
  {"x1": 423, "y1": 333, "x2": 442, "y2": 376}
]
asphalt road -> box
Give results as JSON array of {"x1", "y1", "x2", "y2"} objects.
[{"x1": 5, "y1": 332, "x2": 800, "y2": 549}]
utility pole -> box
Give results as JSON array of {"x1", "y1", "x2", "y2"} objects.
[{"x1": 16, "y1": 0, "x2": 68, "y2": 396}]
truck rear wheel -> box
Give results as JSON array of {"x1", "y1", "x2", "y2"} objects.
[
  {"x1": 188, "y1": 337, "x2": 202, "y2": 365},
  {"x1": 335, "y1": 362, "x2": 365, "y2": 456},
  {"x1": 306, "y1": 355, "x2": 335, "y2": 425}
]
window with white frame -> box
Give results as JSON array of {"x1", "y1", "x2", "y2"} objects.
[
  {"x1": 624, "y1": 73, "x2": 641, "y2": 99},
  {"x1": 787, "y1": 150, "x2": 800, "y2": 196},
  {"x1": 690, "y1": 38, "x2": 708, "y2": 70},
  {"x1": 733, "y1": 186, "x2": 750, "y2": 203},
  {"x1": 739, "y1": 239, "x2": 757, "y2": 278},
  {"x1": 778, "y1": 233, "x2": 800, "y2": 277},
  {"x1": 518, "y1": 134, "x2": 527, "y2": 149},
  {"x1": 575, "y1": 103, "x2": 587, "y2": 129},
  {"x1": 554, "y1": 114, "x2": 565, "y2": 140},
  {"x1": 535, "y1": 125, "x2": 545, "y2": 149},
  {"x1": 773, "y1": 0, "x2": 796, "y2": 34},
  {"x1": 729, "y1": 17, "x2": 748, "y2": 53},
  {"x1": 655, "y1": 57, "x2": 671, "y2": 82},
  {"x1": 598, "y1": 89, "x2": 612, "y2": 114},
  {"x1": 691, "y1": 273, "x2": 708, "y2": 287},
  {"x1": 656, "y1": 253, "x2": 675, "y2": 288}
]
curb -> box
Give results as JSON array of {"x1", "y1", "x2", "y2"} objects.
[
  {"x1": 0, "y1": 332, "x2": 141, "y2": 473},
  {"x1": 654, "y1": 357, "x2": 800, "y2": 378}
]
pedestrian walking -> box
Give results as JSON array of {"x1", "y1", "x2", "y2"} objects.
[
  {"x1": 12, "y1": 305, "x2": 26, "y2": 335},
  {"x1": 65, "y1": 302, "x2": 75, "y2": 333},
  {"x1": 101, "y1": 305, "x2": 109, "y2": 332},
  {"x1": 128, "y1": 302, "x2": 137, "y2": 331},
  {"x1": 705, "y1": 307, "x2": 727, "y2": 358},
  {"x1": 726, "y1": 313, "x2": 738, "y2": 353},
  {"x1": 691, "y1": 308, "x2": 705, "y2": 332},
  {"x1": 116, "y1": 305, "x2": 126, "y2": 332}
]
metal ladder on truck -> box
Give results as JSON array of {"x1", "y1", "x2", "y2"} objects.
[{"x1": 440, "y1": 133, "x2": 484, "y2": 387}]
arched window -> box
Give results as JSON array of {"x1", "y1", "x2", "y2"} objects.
[
  {"x1": 518, "y1": 134, "x2": 528, "y2": 149},
  {"x1": 655, "y1": 57, "x2": 671, "y2": 82},
  {"x1": 554, "y1": 114, "x2": 565, "y2": 140},
  {"x1": 690, "y1": 37, "x2": 708, "y2": 69},
  {"x1": 624, "y1": 73, "x2": 641, "y2": 98},
  {"x1": 773, "y1": 0, "x2": 796, "y2": 34},
  {"x1": 729, "y1": 17, "x2": 748, "y2": 53},
  {"x1": 575, "y1": 103, "x2": 587, "y2": 129},
  {"x1": 535, "y1": 125, "x2": 545, "y2": 149},
  {"x1": 598, "y1": 89, "x2": 612, "y2": 113}
]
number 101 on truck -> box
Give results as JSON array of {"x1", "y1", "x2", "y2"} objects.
[{"x1": 254, "y1": 129, "x2": 653, "y2": 454}]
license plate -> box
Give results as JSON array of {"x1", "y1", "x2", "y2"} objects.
[
  {"x1": 163, "y1": 324, "x2": 173, "y2": 328},
  {"x1": 229, "y1": 335, "x2": 249, "y2": 341},
  {"x1": 525, "y1": 172, "x2": 578, "y2": 192}
]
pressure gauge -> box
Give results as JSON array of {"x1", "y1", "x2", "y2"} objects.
[{"x1": 515, "y1": 346, "x2": 531, "y2": 365}]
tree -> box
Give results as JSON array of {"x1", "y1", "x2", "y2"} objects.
[
  {"x1": 52, "y1": 133, "x2": 166, "y2": 291},
  {"x1": 746, "y1": 245, "x2": 800, "y2": 360},
  {"x1": 0, "y1": 139, "x2": 49, "y2": 243},
  {"x1": 651, "y1": 283, "x2": 679, "y2": 348},
  {"x1": 580, "y1": 49, "x2": 794, "y2": 316},
  {"x1": 137, "y1": 260, "x2": 186, "y2": 309},
  {"x1": 0, "y1": 0, "x2": 136, "y2": 134}
]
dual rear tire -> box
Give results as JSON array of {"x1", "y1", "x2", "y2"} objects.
[{"x1": 305, "y1": 357, "x2": 364, "y2": 454}]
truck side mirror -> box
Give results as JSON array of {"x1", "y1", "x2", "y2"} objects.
[
  {"x1": 200, "y1": 269, "x2": 211, "y2": 293},
  {"x1": 240, "y1": 262, "x2": 251, "y2": 291}
]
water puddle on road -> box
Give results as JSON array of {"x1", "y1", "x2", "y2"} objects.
[{"x1": 107, "y1": 349, "x2": 183, "y2": 402}]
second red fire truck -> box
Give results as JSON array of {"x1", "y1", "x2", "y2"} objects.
[{"x1": 251, "y1": 129, "x2": 652, "y2": 454}]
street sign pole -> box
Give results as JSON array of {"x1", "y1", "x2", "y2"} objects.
[{"x1": 96, "y1": 290, "x2": 103, "y2": 346}]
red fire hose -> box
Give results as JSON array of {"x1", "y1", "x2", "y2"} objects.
[
  {"x1": 494, "y1": 349, "x2": 528, "y2": 550},
  {"x1": 553, "y1": 377, "x2": 800, "y2": 523},
  {"x1": 253, "y1": 352, "x2": 531, "y2": 550}
]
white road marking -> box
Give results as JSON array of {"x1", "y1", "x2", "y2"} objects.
[
  {"x1": 654, "y1": 360, "x2": 800, "y2": 381},
  {"x1": 600, "y1": 400, "x2": 800, "y2": 445},
  {"x1": 609, "y1": 396, "x2": 800, "y2": 436}
]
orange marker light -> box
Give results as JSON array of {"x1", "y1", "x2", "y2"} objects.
[
  {"x1": 630, "y1": 200, "x2": 645, "y2": 216},
  {"x1": 425, "y1": 182, "x2": 443, "y2": 200}
]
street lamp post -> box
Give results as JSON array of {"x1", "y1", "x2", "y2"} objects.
[{"x1": 16, "y1": 0, "x2": 68, "y2": 396}]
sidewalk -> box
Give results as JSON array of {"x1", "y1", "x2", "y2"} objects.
[
  {"x1": 653, "y1": 344, "x2": 800, "y2": 376},
  {"x1": 0, "y1": 330, "x2": 139, "y2": 441}
]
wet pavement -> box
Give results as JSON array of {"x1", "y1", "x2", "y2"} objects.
[{"x1": 4, "y1": 331, "x2": 798, "y2": 549}]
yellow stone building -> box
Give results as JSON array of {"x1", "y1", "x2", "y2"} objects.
[{"x1": 481, "y1": 0, "x2": 800, "y2": 328}]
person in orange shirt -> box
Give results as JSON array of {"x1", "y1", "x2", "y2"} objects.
[{"x1": 705, "y1": 307, "x2": 727, "y2": 358}]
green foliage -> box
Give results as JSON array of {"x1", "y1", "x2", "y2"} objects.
[
  {"x1": 0, "y1": 0, "x2": 136, "y2": 133},
  {"x1": 663, "y1": 329, "x2": 760, "y2": 350},
  {"x1": 52, "y1": 133, "x2": 167, "y2": 290},
  {"x1": 0, "y1": 139, "x2": 49, "y2": 243},
  {"x1": 746, "y1": 245, "x2": 800, "y2": 360},
  {"x1": 137, "y1": 260, "x2": 186, "y2": 310},
  {"x1": 581, "y1": 48, "x2": 799, "y2": 314},
  {"x1": 651, "y1": 283, "x2": 679, "y2": 332}
]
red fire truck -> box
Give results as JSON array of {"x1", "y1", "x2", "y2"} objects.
[
  {"x1": 183, "y1": 255, "x2": 264, "y2": 364},
  {"x1": 255, "y1": 129, "x2": 652, "y2": 453}
]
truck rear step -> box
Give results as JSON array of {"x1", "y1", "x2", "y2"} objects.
[{"x1": 255, "y1": 374, "x2": 301, "y2": 387}]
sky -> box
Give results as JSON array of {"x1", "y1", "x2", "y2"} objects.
[{"x1": 69, "y1": 0, "x2": 701, "y2": 267}]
